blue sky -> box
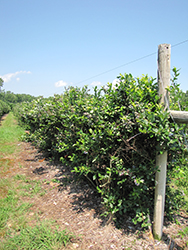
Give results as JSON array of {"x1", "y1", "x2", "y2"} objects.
[{"x1": 0, "y1": 0, "x2": 188, "y2": 97}]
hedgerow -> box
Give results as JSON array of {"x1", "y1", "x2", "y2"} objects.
[
  {"x1": 14, "y1": 71, "x2": 187, "y2": 227},
  {"x1": 0, "y1": 100, "x2": 11, "y2": 118}
]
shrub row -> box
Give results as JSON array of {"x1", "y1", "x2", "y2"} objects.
[
  {"x1": 15, "y1": 72, "x2": 187, "y2": 226},
  {"x1": 0, "y1": 100, "x2": 11, "y2": 118}
]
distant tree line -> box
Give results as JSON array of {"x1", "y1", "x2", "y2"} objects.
[
  {"x1": 0, "y1": 90, "x2": 37, "y2": 107},
  {"x1": 0, "y1": 77, "x2": 37, "y2": 117}
]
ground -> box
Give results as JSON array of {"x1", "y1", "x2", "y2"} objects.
[{"x1": 1, "y1": 115, "x2": 188, "y2": 249}]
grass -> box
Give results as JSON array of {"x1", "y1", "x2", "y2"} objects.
[
  {"x1": 0, "y1": 187, "x2": 32, "y2": 236},
  {"x1": 14, "y1": 174, "x2": 46, "y2": 197},
  {"x1": 0, "y1": 112, "x2": 25, "y2": 155},
  {"x1": 0, "y1": 113, "x2": 74, "y2": 249},
  {"x1": 171, "y1": 167, "x2": 188, "y2": 213},
  {"x1": 0, "y1": 220, "x2": 73, "y2": 250},
  {"x1": 178, "y1": 226, "x2": 188, "y2": 247},
  {"x1": 178, "y1": 226, "x2": 188, "y2": 238},
  {"x1": 169, "y1": 158, "x2": 188, "y2": 247}
]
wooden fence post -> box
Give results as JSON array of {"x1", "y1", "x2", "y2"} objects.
[{"x1": 153, "y1": 44, "x2": 171, "y2": 240}]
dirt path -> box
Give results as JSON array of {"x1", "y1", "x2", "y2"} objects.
[
  {"x1": 0, "y1": 113, "x2": 8, "y2": 124},
  {"x1": 2, "y1": 140, "x2": 188, "y2": 249}
]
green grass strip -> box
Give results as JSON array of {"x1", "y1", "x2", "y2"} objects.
[
  {"x1": 0, "y1": 113, "x2": 74, "y2": 249},
  {"x1": 0, "y1": 112, "x2": 25, "y2": 155},
  {"x1": 1, "y1": 221, "x2": 73, "y2": 250}
]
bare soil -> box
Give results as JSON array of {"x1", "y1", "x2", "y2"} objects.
[{"x1": 1, "y1": 134, "x2": 188, "y2": 249}]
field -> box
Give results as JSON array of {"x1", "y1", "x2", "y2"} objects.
[{"x1": 0, "y1": 113, "x2": 188, "y2": 249}]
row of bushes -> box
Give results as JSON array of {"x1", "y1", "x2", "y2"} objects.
[
  {"x1": 0, "y1": 90, "x2": 38, "y2": 118},
  {"x1": 14, "y1": 70, "x2": 187, "y2": 227},
  {"x1": 0, "y1": 100, "x2": 11, "y2": 118}
]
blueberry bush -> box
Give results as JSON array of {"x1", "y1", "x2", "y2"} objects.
[
  {"x1": 14, "y1": 70, "x2": 187, "y2": 227},
  {"x1": 0, "y1": 100, "x2": 11, "y2": 118}
]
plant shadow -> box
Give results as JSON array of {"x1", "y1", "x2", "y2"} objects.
[{"x1": 30, "y1": 152, "x2": 186, "y2": 250}]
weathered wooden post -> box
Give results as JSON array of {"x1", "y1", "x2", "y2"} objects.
[
  {"x1": 170, "y1": 111, "x2": 188, "y2": 124},
  {"x1": 153, "y1": 44, "x2": 188, "y2": 240},
  {"x1": 153, "y1": 44, "x2": 171, "y2": 240}
]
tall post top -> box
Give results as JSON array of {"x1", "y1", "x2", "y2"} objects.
[
  {"x1": 158, "y1": 43, "x2": 171, "y2": 49},
  {"x1": 158, "y1": 44, "x2": 171, "y2": 106}
]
